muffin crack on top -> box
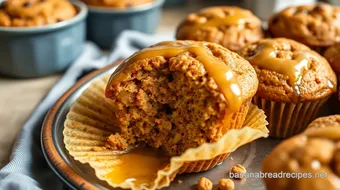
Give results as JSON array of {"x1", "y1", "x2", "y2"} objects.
[
  {"x1": 105, "y1": 41, "x2": 258, "y2": 156},
  {"x1": 269, "y1": 2, "x2": 340, "y2": 48},
  {"x1": 0, "y1": 0, "x2": 77, "y2": 27}
]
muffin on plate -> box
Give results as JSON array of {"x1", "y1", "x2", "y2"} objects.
[
  {"x1": 63, "y1": 41, "x2": 269, "y2": 189},
  {"x1": 307, "y1": 115, "x2": 340, "y2": 129},
  {"x1": 262, "y1": 125, "x2": 340, "y2": 190},
  {"x1": 0, "y1": 0, "x2": 77, "y2": 27},
  {"x1": 268, "y1": 3, "x2": 340, "y2": 51},
  {"x1": 81, "y1": 0, "x2": 153, "y2": 8},
  {"x1": 105, "y1": 40, "x2": 259, "y2": 156},
  {"x1": 239, "y1": 38, "x2": 337, "y2": 138},
  {"x1": 176, "y1": 6, "x2": 264, "y2": 52}
]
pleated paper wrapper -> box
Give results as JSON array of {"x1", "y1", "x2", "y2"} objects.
[
  {"x1": 63, "y1": 74, "x2": 269, "y2": 190},
  {"x1": 253, "y1": 96, "x2": 328, "y2": 138}
]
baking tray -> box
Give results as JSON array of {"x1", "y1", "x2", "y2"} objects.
[{"x1": 41, "y1": 62, "x2": 329, "y2": 190}]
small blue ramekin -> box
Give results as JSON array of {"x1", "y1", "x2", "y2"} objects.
[
  {"x1": 86, "y1": 0, "x2": 165, "y2": 49},
  {"x1": 0, "y1": 1, "x2": 88, "y2": 78}
]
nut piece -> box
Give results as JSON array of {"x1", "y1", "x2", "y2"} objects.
[
  {"x1": 218, "y1": 178, "x2": 235, "y2": 190},
  {"x1": 197, "y1": 177, "x2": 213, "y2": 190},
  {"x1": 231, "y1": 164, "x2": 247, "y2": 179}
]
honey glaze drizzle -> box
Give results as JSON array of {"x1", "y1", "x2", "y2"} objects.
[
  {"x1": 105, "y1": 146, "x2": 170, "y2": 186},
  {"x1": 248, "y1": 43, "x2": 317, "y2": 94},
  {"x1": 123, "y1": 41, "x2": 242, "y2": 112}
]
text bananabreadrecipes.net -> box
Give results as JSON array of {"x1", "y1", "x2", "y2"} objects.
[{"x1": 230, "y1": 171, "x2": 328, "y2": 180}]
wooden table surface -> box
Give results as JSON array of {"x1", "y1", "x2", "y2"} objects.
[{"x1": 0, "y1": 1, "x2": 206, "y2": 168}]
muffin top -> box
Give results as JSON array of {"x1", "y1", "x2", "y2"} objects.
[
  {"x1": 268, "y1": 3, "x2": 340, "y2": 48},
  {"x1": 81, "y1": 0, "x2": 153, "y2": 8},
  {"x1": 307, "y1": 115, "x2": 340, "y2": 129},
  {"x1": 262, "y1": 126, "x2": 340, "y2": 190},
  {"x1": 0, "y1": 0, "x2": 76, "y2": 27},
  {"x1": 176, "y1": 6, "x2": 264, "y2": 52},
  {"x1": 324, "y1": 43, "x2": 340, "y2": 74},
  {"x1": 107, "y1": 40, "x2": 258, "y2": 112},
  {"x1": 239, "y1": 38, "x2": 337, "y2": 103}
]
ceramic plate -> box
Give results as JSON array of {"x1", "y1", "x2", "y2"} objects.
[{"x1": 41, "y1": 62, "x2": 285, "y2": 190}]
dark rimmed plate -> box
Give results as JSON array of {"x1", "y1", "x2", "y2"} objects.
[{"x1": 41, "y1": 62, "x2": 283, "y2": 190}]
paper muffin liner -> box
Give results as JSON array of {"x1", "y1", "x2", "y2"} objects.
[
  {"x1": 253, "y1": 96, "x2": 329, "y2": 138},
  {"x1": 220, "y1": 99, "x2": 251, "y2": 134},
  {"x1": 64, "y1": 74, "x2": 269, "y2": 190}
]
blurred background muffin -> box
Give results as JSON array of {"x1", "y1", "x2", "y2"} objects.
[
  {"x1": 81, "y1": 0, "x2": 164, "y2": 49},
  {"x1": 105, "y1": 40, "x2": 258, "y2": 156},
  {"x1": 239, "y1": 38, "x2": 337, "y2": 138},
  {"x1": 0, "y1": 0, "x2": 87, "y2": 78},
  {"x1": 262, "y1": 125, "x2": 340, "y2": 190},
  {"x1": 176, "y1": 6, "x2": 264, "y2": 52},
  {"x1": 81, "y1": 0, "x2": 153, "y2": 8},
  {"x1": 324, "y1": 44, "x2": 340, "y2": 114},
  {"x1": 307, "y1": 115, "x2": 340, "y2": 129},
  {"x1": 0, "y1": 0, "x2": 76, "y2": 27},
  {"x1": 268, "y1": 3, "x2": 340, "y2": 52}
]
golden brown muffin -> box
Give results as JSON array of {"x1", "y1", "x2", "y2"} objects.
[
  {"x1": 324, "y1": 43, "x2": 340, "y2": 75},
  {"x1": 0, "y1": 0, "x2": 77, "y2": 27},
  {"x1": 239, "y1": 38, "x2": 337, "y2": 138},
  {"x1": 268, "y1": 3, "x2": 340, "y2": 49},
  {"x1": 307, "y1": 115, "x2": 340, "y2": 129},
  {"x1": 323, "y1": 44, "x2": 340, "y2": 114},
  {"x1": 262, "y1": 126, "x2": 340, "y2": 190},
  {"x1": 176, "y1": 6, "x2": 264, "y2": 52},
  {"x1": 105, "y1": 40, "x2": 258, "y2": 156},
  {"x1": 81, "y1": 0, "x2": 153, "y2": 8}
]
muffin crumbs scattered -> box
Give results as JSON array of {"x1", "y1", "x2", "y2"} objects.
[
  {"x1": 218, "y1": 178, "x2": 235, "y2": 190},
  {"x1": 197, "y1": 177, "x2": 213, "y2": 190},
  {"x1": 231, "y1": 164, "x2": 247, "y2": 179}
]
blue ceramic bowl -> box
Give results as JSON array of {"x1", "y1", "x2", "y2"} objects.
[
  {"x1": 0, "y1": 1, "x2": 88, "y2": 78},
  {"x1": 86, "y1": 0, "x2": 165, "y2": 49}
]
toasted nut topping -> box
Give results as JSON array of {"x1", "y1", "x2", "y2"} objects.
[
  {"x1": 231, "y1": 164, "x2": 247, "y2": 179},
  {"x1": 197, "y1": 177, "x2": 213, "y2": 190},
  {"x1": 218, "y1": 178, "x2": 235, "y2": 190}
]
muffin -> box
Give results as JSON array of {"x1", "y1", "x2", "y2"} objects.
[
  {"x1": 176, "y1": 6, "x2": 264, "y2": 52},
  {"x1": 81, "y1": 0, "x2": 153, "y2": 8},
  {"x1": 105, "y1": 40, "x2": 259, "y2": 156},
  {"x1": 262, "y1": 126, "x2": 340, "y2": 190},
  {"x1": 323, "y1": 44, "x2": 340, "y2": 113},
  {"x1": 268, "y1": 3, "x2": 340, "y2": 51},
  {"x1": 307, "y1": 115, "x2": 340, "y2": 129},
  {"x1": 0, "y1": 0, "x2": 77, "y2": 27},
  {"x1": 324, "y1": 43, "x2": 340, "y2": 79},
  {"x1": 239, "y1": 38, "x2": 337, "y2": 138}
]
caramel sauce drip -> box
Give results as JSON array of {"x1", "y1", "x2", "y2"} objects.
[
  {"x1": 106, "y1": 147, "x2": 170, "y2": 186},
  {"x1": 248, "y1": 43, "x2": 317, "y2": 92},
  {"x1": 118, "y1": 41, "x2": 242, "y2": 112}
]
